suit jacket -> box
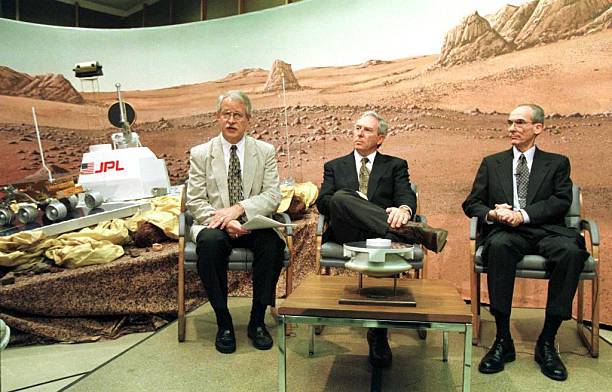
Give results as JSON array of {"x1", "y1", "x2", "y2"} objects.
[
  {"x1": 316, "y1": 151, "x2": 417, "y2": 217},
  {"x1": 462, "y1": 147, "x2": 576, "y2": 242},
  {"x1": 186, "y1": 134, "x2": 281, "y2": 241}
]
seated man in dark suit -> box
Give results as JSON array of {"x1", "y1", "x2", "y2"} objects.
[
  {"x1": 316, "y1": 110, "x2": 447, "y2": 368},
  {"x1": 462, "y1": 104, "x2": 590, "y2": 381}
]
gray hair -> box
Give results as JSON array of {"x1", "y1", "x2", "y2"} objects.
[
  {"x1": 518, "y1": 103, "x2": 545, "y2": 124},
  {"x1": 360, "y1": 110, "x2": 389, "y2": 135},
  {"x1": 216, "y1": 90, "x2": 252, "y2": 117}
]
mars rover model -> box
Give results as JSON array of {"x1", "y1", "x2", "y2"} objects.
[
  {"x1": 0, "y1": 108, "x2": 84, "y2": 227},
  {"x1": 0, "y1": 83, "x2": 167, "y2": 235},
  {"x1": 78, "y1": 83, "x2": 170, "y2": 208}
]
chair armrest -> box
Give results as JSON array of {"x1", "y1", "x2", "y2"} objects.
[
  {"x1": 180, "y1": 211, "x2": 194, "y2": 238},
  {"x1": 469, "y1": 217, "x2": 479, "y2": 240},
  {"x1": 179, "y1": 213, "x2": 186, "y2": 238},
  {"x1": 316, "y1": 213, "x2": 326, "y2": 236},
  {"x1": 273, "y1": 212, "x2": 293, "y2": 236},
  {"x1": 580, "y1": 218, "x2": 600, "y2": 246}
]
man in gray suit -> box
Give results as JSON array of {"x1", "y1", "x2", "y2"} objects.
[{"x1": 186, "y1": 91, "x2": 285, "y2": 354}]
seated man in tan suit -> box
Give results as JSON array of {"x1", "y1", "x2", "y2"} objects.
[{"x1": 186, "y1": 91, "x2": 284, "y2": 354}]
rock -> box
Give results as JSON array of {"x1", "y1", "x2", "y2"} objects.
[
  {"x1": 0, "y1": 66, "x2": 83, "y2": 103},
  {"x1": 263, "y1": 60, "x2": 302, "y2": 92},
  {"x1": 0, "y1": 272, "x2": 15, "y2": 285},
  {"x1": 493, "y1": 0, "x2": 538, "y2": 43},
  {"x1": 514, "y1": 0, "x2": 611, "y2": 49},
  {"x1": 437, "y1": 12, "x2": 514, "y2": 67}
]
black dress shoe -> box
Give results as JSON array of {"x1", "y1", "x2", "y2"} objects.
[
  {"x1": 390, "y1": 221, "x2": 448, "y2": 253},
  {"x1": 535, "y1": 340, "x2": 567, "y2": 381},
  {"x1": 478, "y1": 338, "x2": 516, "y2": 374},
  {"x1": 367, "y1": 328, "x2": 392, "y2": 368},
  {"x1": 215, "y1": 329, "x2": 236, "y2": 354},
  {"x1": 247, "y1": 324, "x2": 273, "y2": 350}
]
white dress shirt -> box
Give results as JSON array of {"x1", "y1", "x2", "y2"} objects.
[
  {"x1": 220, "y1": 134, "x2": 245, "y2": 177},
  {"x1": 512, "y1": 146, "x2": 535, "y2": 223}
]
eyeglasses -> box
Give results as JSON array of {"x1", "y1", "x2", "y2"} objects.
[
  {"x1": 220, "y1": 111, "x2": 245, "y2": 121},
  {"x1": 507, "y1": 119, "x2": 534, "y2": 127}
]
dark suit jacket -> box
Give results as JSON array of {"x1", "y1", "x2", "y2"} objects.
[
  {"x1": 316, "y1": 151, "x2": 417, "y2": 217},
  {"x1": 462, "y1": 147, "x2": 576, "y2": 243}
]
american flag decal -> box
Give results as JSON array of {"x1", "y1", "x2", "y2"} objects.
[{"x1": 80, "y1": 162, "x2": 95, "y2": 174}]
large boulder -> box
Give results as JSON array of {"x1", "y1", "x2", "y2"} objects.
[
  {"x1": 436, "y1": 12, "x2": 514, "y2": 67},
  {"x1": 495, "y1": 0, "x2": 539, "y2": 43},
  {"x1": 263, "y1": 60, "x2": 301, "y2": 92},
  {"x1": 0, "y1": 66, "x2": 83, "y2": 104},
  {"x1": 485, "y1": 4, "x2": 519, "y2": 31},
  {"x1": 576, "y1": 5, "x2": 612, "y2": 35},
  {"x1": 514, "y1": 0, "x2": 611, "y2": 48}
]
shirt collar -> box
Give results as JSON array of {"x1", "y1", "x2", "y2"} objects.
[
  {"x1": 513, "y1": 145, "x2": 536, "y2": 161},
  {"x1": 220, "y1": 134, "x2": 245, "y2": 153},
  {"x1": 354, "y1": 150, "x2": 377, "y2": 165}
]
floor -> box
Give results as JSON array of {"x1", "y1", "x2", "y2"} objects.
[{"x1": 1, "y1": 299, "x2": 610, "y2": 392}]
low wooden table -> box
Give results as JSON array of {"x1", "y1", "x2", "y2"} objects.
[{"x1": 277, "y1": 275, "x2": 473, "y2": 391}]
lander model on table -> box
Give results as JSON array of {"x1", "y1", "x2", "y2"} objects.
[{"x1": 341, "y1": 238, "x2": 416, "y2": 306}]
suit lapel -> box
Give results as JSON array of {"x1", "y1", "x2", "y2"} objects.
[
  {"x1": 211, "y1": 136, "x2": 230, "y2": 208},
  {"x1": 527, "y1": 148, "x2": 551, "y2": 205},
  {"x1": 367, "y1": 153, "x2": 387, "y2": 199},
  {"x1": 494, "y1": 149, "x2": 514, "y2": 203},
  {"x1": 342, "y1": 153, "x2": 360, "y2": 190},
  {"x1": 243, "y1": 136, "x2": 256, "y2": 198}
]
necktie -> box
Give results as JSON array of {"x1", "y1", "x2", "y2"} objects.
[
  {"x1": 228, "y1": 145, "x2": 244, "y2": 207},
  {"x1": 516, "y1": 154, "x2": 529, "y2": 209},
  {"x1": 359, "y1": 157, "x2": 370, "y2": 195}
]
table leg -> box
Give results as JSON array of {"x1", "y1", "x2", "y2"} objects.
[
  {"x1": 309, "y1": 325, "x2": 315, "y2": 357},
  {"x1": 462, "y1": 323, "x2": 472, "y2": 392},
  {"x1": 443, "y1": 331, "x2": 449, "y2": 362},
  {"x1": 278, "y1": 316, "x2": 287, "y2": 392}
]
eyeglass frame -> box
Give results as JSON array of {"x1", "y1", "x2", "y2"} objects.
[
  {"x1": 219, "y1": 111, "x2": 247, "y2": 121},
  {"x1": 507, "y1": 119, "x2": 542, "y2": 127}
]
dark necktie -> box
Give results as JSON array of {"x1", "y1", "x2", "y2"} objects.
[
  {"x1": 516, "y1": 154, "x2": 529, "y2": 209},
  {"x1": 228, "y1": 145, "x2": 244, "y2": 206},
  {"x1": 359, "y1": 157, "x2": 370, "y2": 195}
]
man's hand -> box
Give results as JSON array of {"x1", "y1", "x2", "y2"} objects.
[
  {"x1": 498, "y1": 211, "x2": 524, "y2": 227},
  {"x1": 208, "y1": 204, "x2": 245, "y2": 229},
  {"x1": 386, "y1": 207, "x2": 412, "y2": 229},
  {"x1": 487, "y1": 203, "x2": 524, "y2": 227},
  {"x1": 487, "y1": 203, "x2": 513, "y2": 222},
  {"x1": 225, "y1": 220, "x2": 250, "y2": 238}
]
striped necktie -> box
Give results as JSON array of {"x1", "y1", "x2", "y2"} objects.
[
  {"x1": 228, "y1": 145, "x2": 244, "y2": 206},
  {"x1": 516, "y1": 153, "x2": 529, "y2": 209},
  {"x1": 359, "y1": 157, "x2": 370, "y2": 195}
]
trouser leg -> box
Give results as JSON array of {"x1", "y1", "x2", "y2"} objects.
[
  {"x1": 327, "y1": 189, "x2": 399, "y2": 244},
  {"x1": 248, "y1": 229, "x2": 285, "y2": 310},
  {"x1": 537, "y1": 235, "x2": 588, "y2": 320},
  {"x1": 195, "y1": 228, "x2": 232, "y2": 315},
  {"x1": 483, "y1": 230, "x2": 531, "y2": 318}
]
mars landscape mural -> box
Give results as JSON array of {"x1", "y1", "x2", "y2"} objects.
[{"x1": 0, "y1": 0, "x2": 610, "y2": 327}]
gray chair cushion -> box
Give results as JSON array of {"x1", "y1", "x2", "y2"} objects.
[
  {"x1": 474, "y1": 245, "x2": 596, "y2": 279},
  {"x1": 184, "y1": 241, "x2": 290, "y2": 272},
  {"x1": 320, "y1": 241, "x2": 424, "y2": 270}
]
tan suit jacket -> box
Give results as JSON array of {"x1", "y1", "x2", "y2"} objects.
[{"x1": 186, "y1": 134, "x2": 281, "y2": 241}]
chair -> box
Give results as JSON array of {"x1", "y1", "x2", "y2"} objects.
[
  {"x1": 177, "y1": 188, "x2": 294, "y2": 342},
  {"x1": 312, "y1": 184, "x2": 437, "y2": 356},
  {"x1": 470, "y1": 184, "x2": 600, "y2": 357},
  {"x1": 315, "y1": 184, "x2": 427, "y2": 278}
]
